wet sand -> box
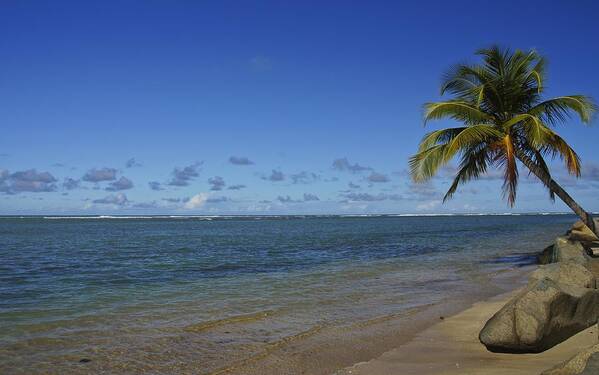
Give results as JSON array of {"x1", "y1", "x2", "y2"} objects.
[
  {"x1": 335, "y1": 289, "x2": 597, "y2": 375},
  {"x1": 210, "y1": 267, "x2": 536, "y2": 375}
]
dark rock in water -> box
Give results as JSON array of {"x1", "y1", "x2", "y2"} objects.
[
  {"x1": 541, "y1": 344, "x2": 599, "y2": 375},
  {"x1": 479, "y1": 278, "x2": 599, "y2": 353},
  {"x1": 538, "y1": 245, "x2": 554, "y2": 265},
  {"x1": 79, "y1": 358, "x2": 91, "y2": 363}
]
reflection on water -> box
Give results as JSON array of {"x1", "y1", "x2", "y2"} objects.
[{"x1": 0, "y1": 214, "x2": 573, "y2": 374}]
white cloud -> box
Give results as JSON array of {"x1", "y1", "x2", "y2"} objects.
[
  {"x1": 416, "y1": 200, "x2": 441, "y2": 211},
  {"x1": 93, "y1": 193, "x2": 129, "y2": 206},
  {"x1": 462, "y1": 203, "x2": 478, "y2": 211},
  {"x1": 184, "y1": 193, "x2": 208, "y2": 209}
]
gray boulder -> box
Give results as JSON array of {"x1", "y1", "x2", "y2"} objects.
[
  {"x1": 528, "y1": 261, "x2": 596, "y2": 289},
  {"x1": 554, "y1": 236, "x2": 590, "y2": 264},
  {"x1": 541, "y1": 344, "x2": 599, "y2": 375},
  {"x1": 479, "y1": 278, "x2": 599, "y2": 353}
]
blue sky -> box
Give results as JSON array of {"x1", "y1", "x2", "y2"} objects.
[{"x1": 1, "y1": 0, "x2": 599, "y2": 215}]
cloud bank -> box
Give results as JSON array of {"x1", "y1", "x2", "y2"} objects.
[
  {"x1": 168, "y1": 162, "x2": 202, "y2": 186},
  {"x1": 82, "y1": 168, "x2": 117, "y2": 182},
  {"x1": 0, "y1": 169, "x2": 57, "y2": 194}
]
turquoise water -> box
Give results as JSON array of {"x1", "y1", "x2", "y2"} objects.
[{"x1": 0, "y1": 214, "x2": 574, "y2": 374}]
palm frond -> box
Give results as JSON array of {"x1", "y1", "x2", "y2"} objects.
[
  {"x1": 443, "y1": 145, "x2": 490, "y2": 202},
  {"x1": 503, "y1": 114, "x2": 552, "y2": 148},
  {"x1": 528, "y1": 96, "x2": 597, "y2": 125},
  {"x1": 444, "y1": 125, "x2": 502, "y2": 155},
  {"x1": 540, "y1": 132, "x2": 582, "y2": 177},
  {"x1": 524, "y1": 55, "x2": 546, "y2": 93},
  {"x1": 417, "y1": 127, "x2": 467, "y2": 152},
  {"x1": 411, "y1": 125, "x2": 501, "y2": 182},
  {"x1": 424, "y1": 101, "x2": 492, "y2": 125},
  {"x1": 510, "y1": 49, "x2": 540, "y2": 80},
  {"x1": 494, "y1": 135, "x2": 519, "y2": 206},
  {"x1": 409, "y1": 144, "x2": 449, "y2": 182},
  {"x1": 476, "y1": 45, "x2": 507, "y2": 76},
  {"x1": 440, "y1": 63, "x2": 480, "y2": 97}
]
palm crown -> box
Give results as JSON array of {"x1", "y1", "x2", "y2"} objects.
[{"x1": 410, "y1": 46, "x2": 597, "y2": 209}]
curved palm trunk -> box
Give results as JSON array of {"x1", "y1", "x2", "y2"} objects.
[{"x1": 516, "y1": 152, "x2": 598, "y2": 237}]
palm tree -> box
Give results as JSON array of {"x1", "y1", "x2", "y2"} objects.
[{"x1": 409, "y1": 46, "x2": 598, "y2": 236}]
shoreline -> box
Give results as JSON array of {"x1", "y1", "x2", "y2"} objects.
[
  {"x1": 223, "y1": 220, "x2": 599, "y2": 375},
  {"x1": 212, "y1": 266, "x2": 536, "y2": 375},
  {"x1": 335, "y1": 289, "x2": 597, "y2": 375}
]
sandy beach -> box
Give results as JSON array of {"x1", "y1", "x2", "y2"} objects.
[
  {"x1": 205, "y1": 265, "x2": 536, "y2": 375},
  {"x1": 335, "y1": 289, "x2": 597, "y2": 375}
]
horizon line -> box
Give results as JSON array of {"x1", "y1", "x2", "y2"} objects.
[{"x1": 0, "y1": 212, "x2": 586, "y2": 219}]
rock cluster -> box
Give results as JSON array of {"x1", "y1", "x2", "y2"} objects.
[{"x1": 479, "y1": 221, "x2": 599, "y2": 354}]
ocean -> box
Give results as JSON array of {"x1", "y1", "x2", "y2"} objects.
[{"x1": 0, "y1": 214, "x2": 575, "y2": 374}]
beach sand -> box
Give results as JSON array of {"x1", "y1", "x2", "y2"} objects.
[
  {"x1": 334, "y1": 289, "x2": 597, "y2": 375},
  {"x1": 214, "y1": 268, "x2": 540, "y2": 375}
]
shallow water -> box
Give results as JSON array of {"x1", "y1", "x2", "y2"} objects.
[{"x1": 0, "y1": 214, "x2": 574, "y2": 374}]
